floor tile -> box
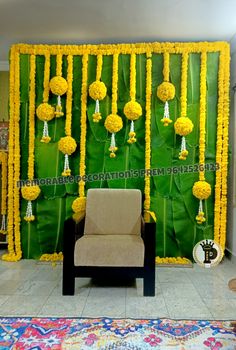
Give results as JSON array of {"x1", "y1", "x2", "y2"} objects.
[
  {"x1": 202, "y1": 298, "x2": 236, "y2": 320},
  {"x1": 156, "y1": 269, "x2": 191, "y2": 284},
  {"x1": 161, "y1": 282, "x2": 202, "y2": 301},
  {"x1": 0, "y1": 295, "x2": 49, "y2": 316},
  {"x1": 14, "y1": 280, "x2": 57, "y2": 296},
  {"x1": 165, "y1": 298, "x2": 214, "y2": 320},
  {"x1": 38, "y1": 295, "x2": 87, "y2": 317},
  {"x1": 126, "y1": 295, "x2": 169, "y2": 319},
  {"x1": 0, "y1": 279, "x2": 22, "y2": 295},
  {"x1": 82, "y1": 296, "x2": 125, "y2": 318}
]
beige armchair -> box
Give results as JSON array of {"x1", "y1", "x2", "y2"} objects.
[{"x1": 63, "y1": 188, "x2": 156, "y2": 296}]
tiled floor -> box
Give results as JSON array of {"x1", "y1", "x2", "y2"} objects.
[{"x1": 0, "y1": 253, "x2": 235, "y2": 320}]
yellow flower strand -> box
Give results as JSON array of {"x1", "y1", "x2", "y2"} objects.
[
  {"x1": 2, "y1": 46, "x2": 15, "y2": 260},
  {"x1": 56, "y1": 53, "x2": 62, "y2": 76},
  {"x1": 180, "y1": 52, "x2": 188, "y2": 117},
  {"x1": 96, "y1": 54, "x2": 103, "y2": 81},
  {"x1": 156, "y1": 257, "x2": 192, "y2": 265},
  {"x1": 13, "y1": 50, "x2": 22, "y2": 260},
  {"x1": 214, "y1": 50, "x2": 225, "y2": 246},
  {"x1": 144, "y1": 52, "x2": 156, "y2": 223},
  {"x1": 43, "y1": 52, "x2": 50, "y2": 103},
  {"x1": 163, "y1": 52, "x2": 170, "y2": 82},
  {"x1": 0, "y1": 152, "x2": 8, "y2": 234},
  {"x1": 39, "y1": 252, "x2": 63, "y2": 267},
  {"x1": 28, "y1": 55, "x2": 36, "y2": 180},
  {"x1": 130, "y1": 53, "x2": 136, "y2": 101},
  {"x1": 220, "y1": 45, "x2": 230, "y2": 250},
  {"x1": 14, "y1": 42, "x2": 228, "y2": 57},
  {"x1": 111, "y1": 53, "x2": 119, "y2": 115},
  {"x1": 199, "y1": 52, "x2": 207, "y2": 181},
  {"x1": 65, "y1": 55, "x2": 73, "y2": 137},
  {"x1": 79, "y1": 54, "x2": 88, "y2": 198}
]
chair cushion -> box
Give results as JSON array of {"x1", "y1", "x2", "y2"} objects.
[
  {"x1": 74, "y1": 234, "x2": 145, "y2": 267},
  {"x1": 84, "y1": 188, "x2": 142, "y2": 235}
]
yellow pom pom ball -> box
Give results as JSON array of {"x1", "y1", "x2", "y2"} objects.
[
  {"x1": 124, "y1": 101, "x2": 142, "y2": 120},
  {"x1": 49, "y1": 76, "x2": 68, "y2": 96},
  {"x1": 89, "y1": 81, "x2": 107, "y2": 100},
  {"x1": 72, "y1": 197, "x2": 86, "y2": 213},
  {"x1": 157, "y1": 82, "x2": 175, "y2": 102},
  {"x1": 174, "y1": 117, "x2": 194, "y2": 136},
  {"x1": 21, "y1": 185, "x2": 41, "y2": 201},
  {"x1": 58, "y1": 136, "x2": 77, "y2": 155},
  {"x1": 192, "y1": 180, "x2": 211, "y2": 200},
  {"x1": 105, "y1": 114, "x2": 123, "y2": 133},
  {"x1": 36, "y1": 103, "x2": 55, "y2": 121}
]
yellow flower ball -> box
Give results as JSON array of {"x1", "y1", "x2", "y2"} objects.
[
  {"x1": 89, "y1": 81, "x2": 107, "y2": 100},
  {"x1": 36, "y1": 103, "x2": 55, "y2": 121},
  {"x1": 104, "y1": 114, "x2": 123, "y2": 133},
  {"x1": 58, "y1": 136, "x2": 77, "y2": 155},
  {"x1": 157, "y1": 82, "x2": 175, "y2": 102},
  {"x1": 123, "y1": 101, "x2": 142, "y2": 120},
  {"x1": 21, "y1": 185, "x2": 41, "y2": 201},
  {"x1": 192, "y1": 180, "x2": 211, "y2": 200},
  {"x1": 49, "y1": 76, "x2": 68, "y2": 96},
  {"x1": 72, "y1": 197, "x2": 86, "y2": 213},
  {"x1": 174, "y1": 117, "x2": 194, "y2": 136}
]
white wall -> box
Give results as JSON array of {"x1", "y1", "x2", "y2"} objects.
[{"x1": 226, "y1": 47, "x2": 236, "y2": 260}]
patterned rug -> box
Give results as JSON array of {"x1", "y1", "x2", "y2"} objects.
[{"x1": 0, "y1": 317, "x2": 235, "y2": 350}]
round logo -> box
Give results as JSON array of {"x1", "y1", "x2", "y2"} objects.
[{"x1": 193, "y1": 239, "x2": 223, "y2": 268}]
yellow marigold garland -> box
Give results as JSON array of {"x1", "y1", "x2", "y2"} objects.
[
  {"x1": 219, "y1": 45, "x2": 230, "y2": 250},
  {"x1": 39, "y1": 252, "x2": 63, "y2": 267},
  {"x1": 50, "y1": 53, "x2": 68, "y2": 117},
  {"x1": 0, "y1": 152, "x2": 8, "y2": 234},
  {"x1": 2, "y1": 46, "x2": 15, "y2": 261},
  {"x1": 192, "y1": 52, "x2": 211, "y2": 224},
  {"x1": 124, "y1": 53, "x2": 142, "y2": 143},
  {"x1": 174, "y1": 52, "x2": 193, "y2": 160},
  {"x1": 157, "y1": 52, "x2": 175, "y2": 126},
  {"x1": 59, "y1": 55, "x2": 77, "y2": 177},
  {"x1": 21, "y1": 55, "x2": 41, "y2": 222},
  {"x1": 89, "y1": 54, "x2": 107, "y2": 122},
  {"x1": 214, "y1": 50, "x2": 225, "y2": 246},
  {"x1": 36, "y1": 53, "x2": 55, "y2": 143},
  {"x1": 144, "y1": 53, "x2": 156, "y2": 223},
  {"x1": 105, "y1": 53, "x2": 123, "y2": 158},
  {"x1": 156, "y1": 257, "x2": 192, "y2": 265},
  {"x1": 72, "y1": 54, "x2": 88, "y2": 218}
]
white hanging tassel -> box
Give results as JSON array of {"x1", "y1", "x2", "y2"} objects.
[
  {"x1": 55, "y1": 95, "x2": 64, "y2": 117},
  {"x1": 109, "y1": 132, "x2": 117, "y2": 158},
  {"x1": 41, "y1": 121, "x2": 51, "y2": 143},
  {"x1": 62, "y1": 154, "x2": 71, "y2": 176},
  {"x1": 24, "y1": 200, "x2": 34, "y2": 222},
  {"x1": 128, "y1": 120, "x2": 137, "y2": 144},
  {"x1": 179, "y1": 136, "x2": 188, "y2": 160},
  {"x1": 196, "y1": 199, "x2": 206, "y2": 224},
  {"x1": 161, "y1": 101, "x2": 172, "y2": 126},
  {"x1": 0, "y1": 214, "x2": 6, "y2": 233},
  {"x1": 93, "y1": 99, "x2": 102, "y2": 122}
]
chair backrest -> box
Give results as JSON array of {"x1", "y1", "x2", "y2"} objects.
[{"x1": 84, "y1": 188, "x2": 142, "y2": 235}]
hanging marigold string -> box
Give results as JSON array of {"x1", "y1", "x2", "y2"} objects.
[
  {"x1": 21, "y1": 55, "x2": 41, "y2": 222},
  {"x1": 72, "y1": 54, "x2": 88, "y2": 222},
  {"x1": 50, "y1": 53, "x2": 68, "y2": 117},
  {"x1": 192, "y1": 52, "x2": 211, "y2": 224},
  {"x1": 157, "y1": 52, "x2": 175, "y2": 126},
  {"x1": 219, "y1": 45, "x2": 230, "y2": 250},
  {"x1": 124, "y1": 53, "x2": 142, "y2": 143},
  {"x1": 174, "y1": 52, "x2": 193, "y2": 160},
  {"x1": 104, "y1": 53, "x2": 123, "y2": 158},
  {"x1": 2, "y1": 47, "x2": 15, "y2": 261},
  {"x1": 58, "y1": 55, "x2": 77, "y2": 177},
  {"x1": 36, "y1": 52, "x2": 55, "y2": 143},
  {"x1": 0, "y1": 152, "x2": 8, "y2": 234},
  {"x1": 214, "y1": 50, "x2": 225, "y2": 246},
  {"x1": 144, "y1": 52, "x2": 156, "y2": 223},
  {"x1": 89, "y1": 54, "x2": 107, "y2": 122}
]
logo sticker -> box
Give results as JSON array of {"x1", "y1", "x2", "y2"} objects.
[{"x1": 193, "y1": 239, "x2": 223, "y2": 268}]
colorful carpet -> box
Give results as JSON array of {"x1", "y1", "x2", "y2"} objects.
[{"x1": 0, "y1": 317, "x2": 235, "y2": 349}]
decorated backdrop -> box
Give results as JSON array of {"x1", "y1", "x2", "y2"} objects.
[{"x1": 2, "y1": 42, "x2": 230, "y2": 261}]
